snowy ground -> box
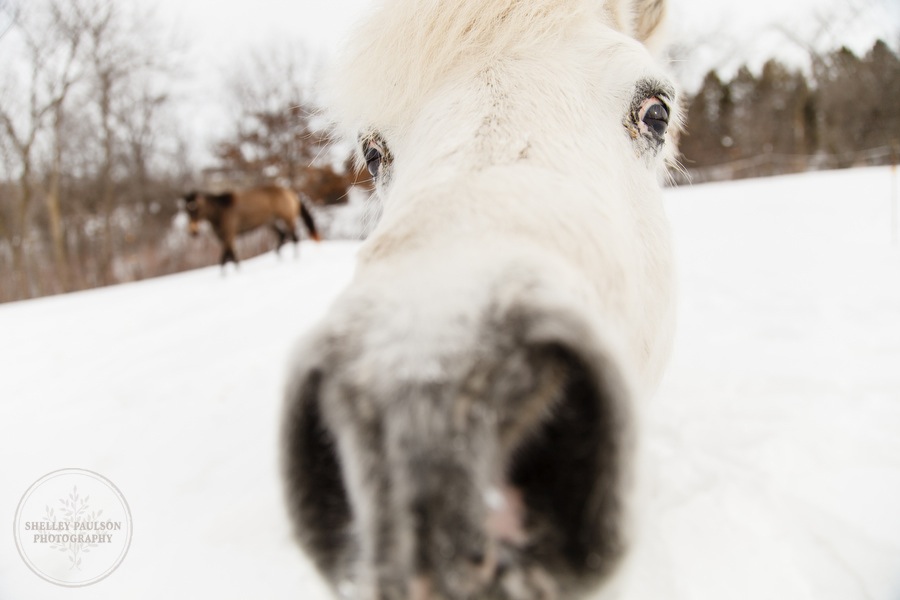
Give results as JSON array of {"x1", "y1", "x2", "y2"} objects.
[{"x1": 1, "y1": 167, "x2": 899, "y2": 599}]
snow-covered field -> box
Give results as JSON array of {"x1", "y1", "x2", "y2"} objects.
[{"x1": 2, "y1": 167, "x2": 899, "y2": 599}]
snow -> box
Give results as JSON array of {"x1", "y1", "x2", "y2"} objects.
[
  {"x1": 631, "y1": 167, "x2": 900, "y2": 598},
  {"x1": 2, "y1": 167, "x2": 899, "y2": 599}
]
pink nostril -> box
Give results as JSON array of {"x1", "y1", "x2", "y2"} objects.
[
  {"x1": 408, "y1": 576, "x2": 431, "y2": 600},
  {"x1": 484, "y1": 484, "x2": 527, "y2": 545}
]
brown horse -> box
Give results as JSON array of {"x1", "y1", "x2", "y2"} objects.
[{"x1": 182, "y1": 185, "x2": 320, "y2": 267}]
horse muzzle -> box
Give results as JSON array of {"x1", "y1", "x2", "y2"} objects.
[{"x1": 282, "y1": 263, "x2": 637, "y2": 600}]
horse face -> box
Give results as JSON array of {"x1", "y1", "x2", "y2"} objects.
[
  {"x1": 284, "y1": 1, "x2": 678, "y2": 599},
  {"x1": 182, "y1": 192, "x2": 204, "y2": 236}
]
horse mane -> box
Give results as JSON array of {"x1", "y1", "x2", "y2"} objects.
[
  {"x1": 328, "y1": 0, "x2": 652, "y2": 138},
  {"x1": 189, "y1": 190, "x2": 234, "y2": 208},
  {"x1": 210, "y1": 192, "x2": 235, "y2": 207}
]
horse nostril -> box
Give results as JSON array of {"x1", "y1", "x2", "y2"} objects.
[{"x1": 469, "y1": 544, "x2": 500, "y2": 582}]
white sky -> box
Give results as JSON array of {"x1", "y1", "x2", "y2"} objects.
[
  {"x1": 160, "y1": 0, "x2": 370, "y2": 59},
  {"x1": 150, "y1": 0, "x2": 899, "y2": 165},
  {"x1": 157, "y1": 0, "x2": 899, "y2": 67}
]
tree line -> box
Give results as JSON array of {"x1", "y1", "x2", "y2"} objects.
[
  {"x1": 679, "y1": 40, "x2": 900, "y2": 182},
  {"x1": 0, "y1": 0, "x2": 897, "y2": 303},
  {"x1": 0, "y1": 0, "x2": 362, "y2": 303}
]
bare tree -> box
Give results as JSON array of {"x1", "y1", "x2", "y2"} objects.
[
  {"x1": 75, "y1": 0, "x2": 176, "y2": 282},
  {"x1": 44, "y1": 1, "x2": 94, "y2": 284},
  {"x1": 82, "y1": 1, "x2": 131, "y2": 280},
  {"x1": 0, "y1": 0, "x2": 18, "y2": 42},
  {"x1": 210, "y1": 40, "x2": 361, "y2": 214},
  {"x1": 0, "y1": 0, "x2": 189, "y2": 302},
  {"x1": 118, "y1": 87, "x2": 168, "y2": 211},
  {"x1": 0, "y1": 0, "x2": 83, "y2": 295},
  {"x1": 214, "y1": 41, "x2": 330, "y2": 189}
]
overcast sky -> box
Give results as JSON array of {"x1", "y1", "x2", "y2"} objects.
[
  {"x1": 150, "y1": 0, "x2": 899, "y2": 165},
  {"x1": 157, "y1": 0, "x2": 900, "y2": 97},
  {"x1": 158, "y1": 0, "x2": 899, "y2": 65}
]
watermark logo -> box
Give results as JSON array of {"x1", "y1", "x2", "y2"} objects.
[{"x1": 13, "y1": 469, "x2": 132, "y2": 587}]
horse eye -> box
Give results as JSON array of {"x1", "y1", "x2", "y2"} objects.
[
  {"x1": 364, "y1": 146, "x2": 383, "y2": 177},
  {"x1": 641, "y1": 98, "x2": 669, "y2": 137}
]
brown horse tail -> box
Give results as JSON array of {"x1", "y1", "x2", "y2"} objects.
[{"x1": 299, "y1": 200, "x2": 321, "y2": 242}]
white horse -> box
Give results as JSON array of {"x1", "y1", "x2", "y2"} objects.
[{"x1": 283, "y1": 1, "x2": 679, "y2": 599}]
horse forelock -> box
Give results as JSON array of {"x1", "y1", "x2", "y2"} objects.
[{"x1": 328, "y1": 0, "x2": 654, "y2": 138}]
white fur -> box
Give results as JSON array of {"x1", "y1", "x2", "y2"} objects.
[
  {"x1": 294, "y1": 0, "x2": 680, "y2": 596},
  {"x1": 327, "y1": 0, "x2": 678, "y2": 395}
]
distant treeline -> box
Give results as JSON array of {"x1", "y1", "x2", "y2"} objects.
[
  {"x1": 1, "y1": 1, "x2": 897, "y2": 304},
  {"x1": 678, "y1": 40, "x2": 900, "y2": 182},
  {"x1": 0, "y1": 0, "x2": 362, "y2": 303}
]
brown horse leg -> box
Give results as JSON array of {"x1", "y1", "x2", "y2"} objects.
[
  {"x1": 220, "y1": 245, "x2": 239, "y2": 272},
  {"x1": 276, "y1": 220, "x2": 300, "y2": 258},
  {"x1": 217, "y1": 219, "x2": 239, "y2": 273},
  {"x1": 289, "y1": 224, "x2": 300, "y2": 258},
  {"x1": 272, "y1": 225, "x2": 288, "y2": 257}
]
